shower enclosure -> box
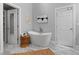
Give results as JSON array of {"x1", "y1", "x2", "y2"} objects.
[{"x1": 3, "y1": 3, "x2": 19, "y2": 45}]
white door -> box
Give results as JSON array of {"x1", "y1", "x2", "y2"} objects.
[
  {"x1": 7, "y1": 9, "x2": 17, "y2": 44},
  {"x1": 55, "y1": 5, "x2": 76, "y2": 46}
]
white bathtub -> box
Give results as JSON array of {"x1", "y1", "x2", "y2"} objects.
[{"x1": 28, "y1": 31, "x2": 52, "y2": 47}]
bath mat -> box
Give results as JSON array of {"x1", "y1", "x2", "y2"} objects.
[{"x1": 13, "y1": 48, "x2": 55, "y2": 55}]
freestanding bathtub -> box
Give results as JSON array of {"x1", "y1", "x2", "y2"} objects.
[{"x1": 28, "y1": 31, "x2": 52, "y2": 47}]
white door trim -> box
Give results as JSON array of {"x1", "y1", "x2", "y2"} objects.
[
  {"x1": 5, "y1": 3, "x2": 21, "y2": 44},
  {"x1": 0, "y1": 3, "x2": 3, "y2": 53},
  {"x1": 55, "y1": 4, "x2": 76, "y2": 48},
  {"x1": 5, "y1": 3, "x2": 21, "y2": 45}
]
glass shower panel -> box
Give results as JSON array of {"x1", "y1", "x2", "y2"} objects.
[{"x1": 10, "y1": 13, "x2": 14, "y2": 34}]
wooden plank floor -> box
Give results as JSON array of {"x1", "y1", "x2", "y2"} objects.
[{"x1": 13, "y1": 48, "x2": 55, "y2": 55}]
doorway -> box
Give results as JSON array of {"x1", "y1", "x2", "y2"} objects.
[
  {"x1": 3, "y1": 3, "x2": 20, "y2": 46},
  {"x1": 55, "y1": 5, "x2": 76, "y2": 47}
]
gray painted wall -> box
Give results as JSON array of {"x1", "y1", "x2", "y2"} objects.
[
  {"x1": 76, "y1": 3, "x2": 79, "y2": 45},
  {"x1": 32, "y1": 3, "x2": 72, "y2": 46},
  {"x1": 14, "y1": 3, "x2": 32, "y2": 34},
  {"x1": 6, "y1": 3, "x2": 79, "y2": 46},
  {"x1": 13, "y1": 3, "x2": 76, "y2": 46},
  {"x1": 13, "y1": 3, "x2": 79, "y2": 47}
]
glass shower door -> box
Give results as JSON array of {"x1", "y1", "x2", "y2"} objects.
[{"x1": 7, "y1": 9, "x2": 17, "y2": 44}]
